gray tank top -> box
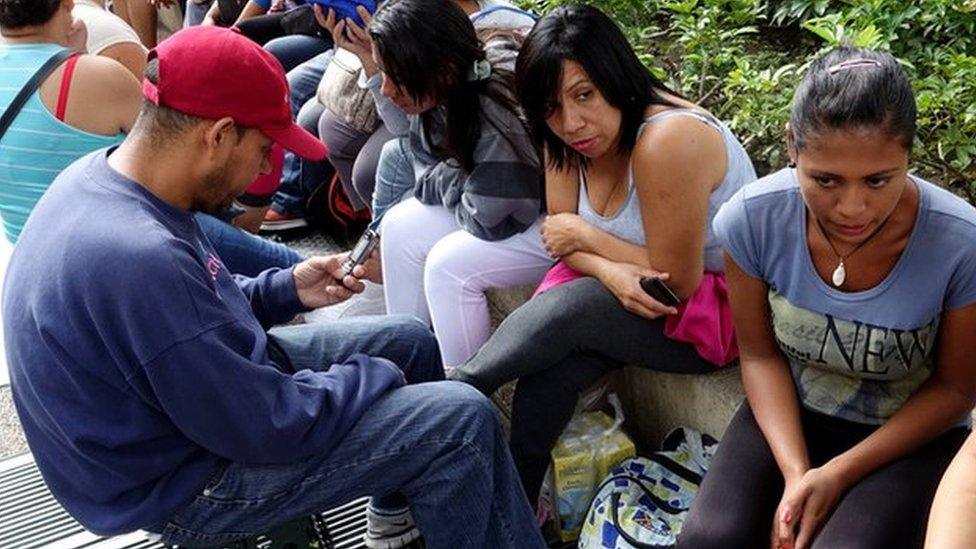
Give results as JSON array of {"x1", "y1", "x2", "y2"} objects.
[{"x1": 577, "y1": 108, "x2": 756, "y2": 272}]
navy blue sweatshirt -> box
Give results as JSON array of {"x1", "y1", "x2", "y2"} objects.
[{"x1": 3, "y1": 149, "x2": 403, "y2": 534}]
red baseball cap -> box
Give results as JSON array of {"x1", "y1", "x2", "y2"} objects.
[{"x1": 142, "y1": 26, "x2": 327, "y2": 161}]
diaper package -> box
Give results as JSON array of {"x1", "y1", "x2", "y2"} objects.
[{"x1": 550, "y1": 394, "x2": 635, "y2": 542}]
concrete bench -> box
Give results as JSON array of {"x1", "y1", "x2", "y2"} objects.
[{"x1": 485, "y1": 285, "x2": 744, "y2": 452}]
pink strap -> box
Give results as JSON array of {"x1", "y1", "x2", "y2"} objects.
[{"x1": 55, "y1": 54, "x2": 80, "y2": 122}]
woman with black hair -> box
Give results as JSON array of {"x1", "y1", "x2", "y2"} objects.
[
  {"x1": 679, "y1": 48, "x2": 976, "y2": 549},
  {"x1": 346, "y1": 0, "x2": 551, "y2": 368},
  {"x1": 450, "y1": 3, "x2": 756, "y2": 504}
]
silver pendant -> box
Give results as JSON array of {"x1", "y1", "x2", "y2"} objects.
[{"x1": 831, "y1": 261, "x2": 846, "y2": 287}]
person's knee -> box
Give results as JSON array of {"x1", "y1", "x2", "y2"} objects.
[
  {"x1": 376, "y1": 138, "x2": 409, "y2": 186},
  {"x1": 387, "y1": 314, "x2": 442, "y2": 377},
  {"x1": 438, "y1": 381, "x2": 497, "y2": 430},
  {"x1": 677, "y1": 511, "x2": 757, "y2": 549},
  {"x1": 378, "y1": 200, "x2": 417, "y2": 248},
  {"x1": 351, "y1": 166, "x2": 374, "y2": 207},
  {"x1": 423, "y1": 237, "x2": 472, "y2": 295}
]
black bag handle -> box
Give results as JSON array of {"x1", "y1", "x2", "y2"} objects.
[
  {"x1": 610, "y1": 491, "x2": 677, "y2": 549},
  {"x1": 0, "y1": 49, "x2": 75, "y2": 143}
]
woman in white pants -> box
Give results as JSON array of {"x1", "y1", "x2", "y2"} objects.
[
  {"x1": 348, "y1": 0, "x2": 551, "y2": 366},
  {"x1": 382, "y1": 199, "x2": 551, "y2": 366}
]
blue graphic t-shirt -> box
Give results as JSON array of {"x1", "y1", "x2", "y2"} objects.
[{"x1": 713, "y1": 168, "x2": 976, "y2": 425}]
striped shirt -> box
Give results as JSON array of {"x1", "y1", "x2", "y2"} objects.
[
  {"x1": 0, "y1": 44, "x2": 123, "y2": 243},
  {"x1": 368, "y1": 33, "x2": 543, "y2": 241}
]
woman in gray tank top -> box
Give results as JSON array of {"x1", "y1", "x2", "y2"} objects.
[{"x1": 450, "y1": 3, "x2": 756, "y2": 507}]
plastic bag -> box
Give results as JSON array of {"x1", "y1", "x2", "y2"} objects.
[
  {"x1": 578, "y1": 427, "x2": 719, "y2": 549},
  {"x1": 549, "y1": 393, "x2": 636, "y2": 543}
]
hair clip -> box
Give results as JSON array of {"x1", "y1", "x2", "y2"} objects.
[
  {"x1": 467, "y1": 59, "x2": 492, "y2": 82},
  {"x1": 826, "y1": 58, "x2": 883, "y2": 75}
]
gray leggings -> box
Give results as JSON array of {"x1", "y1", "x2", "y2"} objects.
[
  {"x1": 451, "y1": 276, "x2": 713, "y2": 501},
  {"x1": 318, "y1": 110, "x2": 394, "y2": 212},
  {"x1": 679, "y1": 403, "x2": 968, "y2": 549}
]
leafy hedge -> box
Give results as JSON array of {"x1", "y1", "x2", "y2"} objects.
[{"x1": 515, "y1": 0, "x2": 976, "y2": 201}]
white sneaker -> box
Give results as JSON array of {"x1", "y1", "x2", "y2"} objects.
[
  {"x1": 364, "y1": 506, "x2": 421, "y2": 549},
  {"x1": 305, "y1": 281, "x2": 386, "y2": 323}
]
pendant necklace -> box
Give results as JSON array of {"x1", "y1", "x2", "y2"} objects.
[{"x1": 813, "y1": 214, "x2": 892, "y2": 288}]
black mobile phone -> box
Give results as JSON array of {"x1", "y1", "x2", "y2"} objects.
[
  {"x1": 342, "y1": 229, "x2": 379, "y2": 276},
  {"x1": 639, "y1": 276, "x2": 681, "y2": 307}
]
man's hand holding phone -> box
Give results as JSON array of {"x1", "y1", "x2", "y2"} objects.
[{"x1": 293, "y1": 254, "x2": 366, "y2": 309}]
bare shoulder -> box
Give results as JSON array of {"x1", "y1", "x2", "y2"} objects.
[
  {"x1": 66, "y1": 55, "x2": 141, "y2": 133},
  {"x1": 633, "y1": 108, "x2": 728, "y2": 191},
  {"x1": 72, "y1": 54, "x2": 141, "y2": 96},
  {"x1": 98, "y1": 41, "x2": 148, "y2": 80}
]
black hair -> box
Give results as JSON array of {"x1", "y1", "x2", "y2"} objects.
[
  {"x1": 369, "y1": 0, "x2": 525, "y2": 172},
  {"x1": 133, "y1": 59, "x2": 245, "y2": 143},
  {"x1": 0, "y1": 0, "x2": 61, "y2": 30},
  {"x1": 515, "y1": 3, "x2": 681, "y2": 170},
  {"x1": 790, "y1": 47, "x2": 916, "y2": 152}
]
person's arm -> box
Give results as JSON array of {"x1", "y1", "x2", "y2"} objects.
[
  {"x1": 144, "y1": 329, "x2": 405, "y2": 463},
  {"x1": 233, "y1": 267, "x2": 306, "y2": 328},
  {"x1": 43, "y1": 55, "x2": 141, "y2": 135},
  {"x1": 437, "y1": 107, "x2": 543, "y2": 241},
  {"x1": 235, "y1": 254, "x2": 367, "y2": 329},
  {"x1": 775, "y1": 301, "x2": 976, "y2": 549},
  {"x1": 724, "y1": 253, "x2": 818, "y2": 549},
  {"x1": 539, "y1": 155, "x2": 673, "y2": 318},
  {"x1": 201, "y1": 1, "x2": 220, "y2": 25},
  {"x1": 727, "y1": 254, "x2": 812, "y2": 477},
  {"x1": 926, "y1": 432, "x2": 976, "y2": 549},
  {"x1": 97, "y1": 41, "x2": 148, "y2": 80},
  {"x1": 233, "y1": 0, "x2": 268, "y2": 25},
  {"x1": 630, "y1": 114, "x2": 726, "y2": 298},
  {"x1": 547, "y1": 114, "x2": 726, "y2": 298},
  {"x1": 313, "y1": 5, "x2": 411, "y2": 136}
]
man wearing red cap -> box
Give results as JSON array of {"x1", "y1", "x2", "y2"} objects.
[{"x1": 3, "y1": 26, "x2": 544, "y2": 549}]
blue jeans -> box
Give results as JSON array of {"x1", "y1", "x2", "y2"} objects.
[
  {"x1": 183, "y1": 0, "x2": 212, "y2": 26},
  {"x1": 371, "y1": 137, "x2": 416, "y2": 231},
  {"x1": 265, "y1": 34, "x2": 333, "y2": 73},
  {"x1": 195, "y1": 213, "x2": 302, "y2": 276},
  {"x1": 273, "y1": 51, "x2": 334, "y2": 217},
  {"x1": 153, "y1": 316, "x2": 544, "y2": 548}
]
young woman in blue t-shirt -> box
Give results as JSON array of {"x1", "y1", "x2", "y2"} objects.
[{"x1": 680, "y1": 48, "x2": 976, "y2": 548}]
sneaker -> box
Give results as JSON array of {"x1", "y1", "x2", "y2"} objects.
[
  {"x1": 365, "y1": 506, "x2": 422, "y2": 549},
  {"x1": 260, "y1": 208, "x2": 308, "y2": 232}
]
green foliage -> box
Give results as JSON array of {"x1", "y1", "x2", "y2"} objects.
[{"x1": 515, "y1": 0, "x2": 976, "y2": 201}]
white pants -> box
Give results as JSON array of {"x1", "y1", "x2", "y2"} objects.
[{"x1": 380, "y1": 198, "x2": 553, "y2": 367}]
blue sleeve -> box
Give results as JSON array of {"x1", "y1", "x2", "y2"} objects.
[
  {"x1": 144, "y1": 328, "x2": 405, "y2": 463},
  {"x1": 712, "y1": 188, "x2": 763, "y2": 278},
  {"x1": 234, "y1": 267, "x2": 307, "y2": 329},
  {"x1": 249, "y1": 0, "x2": 271, "y2": 10},
  {"x1": 945, "y1": 228, "x2": 976, "y2": 310}
]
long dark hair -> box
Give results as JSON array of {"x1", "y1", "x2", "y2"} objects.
[
  {"x1": 369, "y1": 0, "x2": 525, "y2": 171},
  {"x1": 515, "y1": 4, "x2": 681, "y2": 170},
  {"x1": 0, "y1": 0, "x2": 60, "y2": 29},
  {"x1": 790, "y1": 47, "x2": 916, "y2": 153}
]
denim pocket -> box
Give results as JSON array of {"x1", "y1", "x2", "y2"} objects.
[{"x1": 199, "y1": 461, "x2": 231, "y2": 499}]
